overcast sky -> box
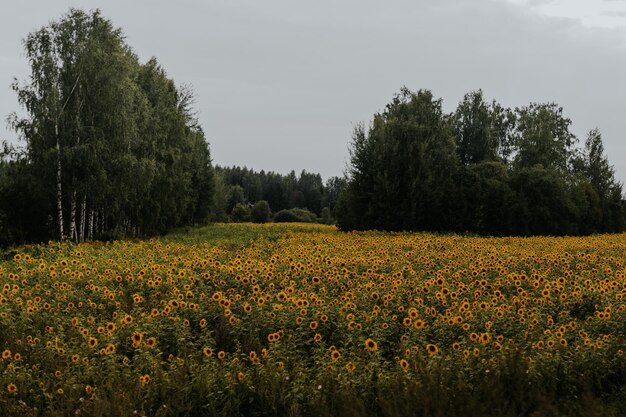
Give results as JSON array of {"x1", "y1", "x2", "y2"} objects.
[{"x1": 1, "y1": 0, "x2": 625, "y2": 184}]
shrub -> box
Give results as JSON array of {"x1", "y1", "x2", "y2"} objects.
[
  {"x1": 231, "y1": 203, "x2": 250, "y2": 222},
  {"x1": 250, "y1": 200, "x2": 271, "y2": 223},
  {"x1": 273, "y1": 208, "x2": 317, "y2": 223}
]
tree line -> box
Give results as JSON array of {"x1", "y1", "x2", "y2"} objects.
[
  {"x1": 211, "y1": 166, "x2": 347, "y2": 224},
  {"x1": 2, "y1": 9, "x2": 624, "y2": 246},
  {"x1": 337, "y1": 88, "x2": 625, "y2": 235},
  {"x1": 0, "y1": 9, "x2": 214, "y2": 246}
]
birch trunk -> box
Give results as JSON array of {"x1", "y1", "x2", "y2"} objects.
[
  {"x1": 55, "y1": 122, "x2": 64, "y2": 240},
  {"x1": 88, "y1": 209, "x2": 94, "y2": 241},
  {"x1": 79, "y1": 195, "x2": 86, "y2": 243},
  {"x1": 69, "y1": 191, "x2": 77, "y2": 242}
]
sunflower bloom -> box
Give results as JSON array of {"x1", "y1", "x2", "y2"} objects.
[{"x1": 365, "y1": 338, "x2": 378, "y2": 352}]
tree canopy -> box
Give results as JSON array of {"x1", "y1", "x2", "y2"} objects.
[
  {"x1": 337, "y1": 88, "x2": 624, "y2": 235},
  {"x1": 1, "y1": 8, "x2": 214, "y2": 245}
]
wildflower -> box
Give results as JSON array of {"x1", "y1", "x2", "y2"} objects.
[
  {"x1": 88, "y1": 337, "x2": 98, "y2": 349},
  {"x1": 426, "y1": 344, "x2": 439, "y2": 356},
  {"x1": 131, "y1": 332, "x2": 143, "y2": 345},
  {"x1": 365, "y1": 338, "x2": 378, "y2": 352},
  {"x1": 413, "y1": 320, "x2": 426, "y2": 330},
  {"x1": 139, "y1": 374, "x2": 150, "y2": 385}
]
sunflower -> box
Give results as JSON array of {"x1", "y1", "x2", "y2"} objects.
[
  {"x1": 2, "y1": 349, "x2": 11, "y2": 360},
  {"x1": 426, "y1": 344, "x2": 439, "y2": 356},
  {"x1": 218, "y1": 351, "x2": 226, "y2": 359},
  {"x1": 131, "y1": 332, "x2": 143, "y2": 344},
  {"x1": 399, "y1": 359, "x2": 409, "y2": 371},
  {"x1": 413, "y1": 320, "x2": 426, "y2": 330},
  {"x1": 203, "y1": 347, "x2": 213, "y2": 357},
  {"x1": 249, "y1": 351, "x2": 258, "y2": 363},
  {"x1": 139, "y1": 374, "x2": 150, "y2": 385},
  {"x1": 7, "y1": 383, "x2": 17, "y2": 393},
  {"x1": 88, "y1": 337, "x2": 98, "y2": 349},
  {"x1": 331, "y1": 350, "x2": 341, "y2": 362},
  {"x1": 364, "y1": 338, "x2": 378, "y2": 352}
]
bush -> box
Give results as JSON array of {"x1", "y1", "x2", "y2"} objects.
[
  {"x1": 320, "y1": 207, "x2": 332, "y2": 224},
  {"x1": 273, "y1": 208, "x2": 317, "y2": 223},
  {"x1": 250, "y1": 200, "x2": 271, "y2": 223},
  {"x1": 231, "y1": 203, "x2": 250, "y2": 222}
]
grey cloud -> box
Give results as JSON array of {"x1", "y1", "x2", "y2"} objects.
[
  {"x1": 1, "y1": 0, "x2": 626, "y2": 185},
  {"x1": 601, "y1": 10, "x2": 626, "y2": 17}
]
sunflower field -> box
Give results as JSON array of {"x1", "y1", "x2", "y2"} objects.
[{"x1": 1, "y1": 223, "x2": 626, "y2": 417}]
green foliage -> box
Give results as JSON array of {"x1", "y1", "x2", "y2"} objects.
[
  {"x1": 514, "y1": 102, "x2": 576, "y2": 173},
  {"x1": 340, "y1": 88, "x2": 459, "y2": 232},
  {"x1": 217, "y1": 166, "x2": 328, "y2": 216},
  {"x1": 231, "y1": 203, "x2": 250, "y2": 223},
  {"x1": 320, "y1": 207, "x2": 332, "y2": 224},
  {"x1": 250, "y1": 200, "x2": 271, "y2": 223},
  {"x1": 338, "y1": 87, "x2": 625, "y2": 235},
  {"x1": 273, "y1": 208, "x2": 317, "y2": 223},
  {"x1": 209, "y1": 173, "x2": 231, "y2": 222},
  {"x1": 4, "y1": 8, "x2": 214, "y2": 245},
  {"x1": 455, "y1": 90, "x2": 500, "y2": 164}
]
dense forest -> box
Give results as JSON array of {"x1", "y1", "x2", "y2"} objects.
[
  {"x1": 211, "y1": 166, "x2": 346, "y2": 224},
  {"x1": 337, "y1": 88, "x2": 625, "y2": 235},
  {"x1": 1, "y1": 9, "x2": 624, "y2": 247}
]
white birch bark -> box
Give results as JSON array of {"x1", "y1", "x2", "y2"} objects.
[
  {"x1": 69, "y1": 191, "x2": 77, "y2": 242},
  {"x1": 79, "y1": 195, "x2": 86, "y2": 243},
  {"x1": 55, "y1": 122, "x2": 64, "y2": 240}
]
